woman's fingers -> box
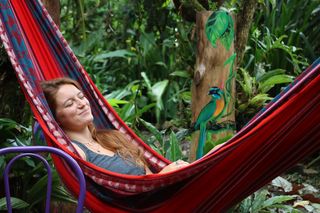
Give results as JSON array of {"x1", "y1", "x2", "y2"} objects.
[{"x1": 174, "y1": 160, "x2": 189, "y2": 168}]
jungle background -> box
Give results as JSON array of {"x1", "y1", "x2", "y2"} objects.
[{"x1": 0, "y1": 0, "x2": 319, "y2": 212}]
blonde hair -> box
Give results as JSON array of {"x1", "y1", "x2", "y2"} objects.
[{"x1": 41, "y1": 77, "x2": 146, "y2": 167}]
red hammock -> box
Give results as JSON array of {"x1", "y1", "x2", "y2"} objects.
[{"x1": 0, "y1": 0, "x2": 319, "y2": 212}]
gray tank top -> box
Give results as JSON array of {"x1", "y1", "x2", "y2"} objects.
[{"x1": 72, "y1": 140, "x2": 145, "y2": 176}]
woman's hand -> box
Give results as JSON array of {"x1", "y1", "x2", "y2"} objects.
[{"x1": 159, "y1": 160, "x2": 189, "y2": 174}]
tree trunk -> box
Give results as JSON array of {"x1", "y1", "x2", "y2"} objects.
[
  {"x1": 235, "y1": 0, "x2": 258, "y2": 67},
  {"x1": 190, "y1": 11, "x2": 236, "y2": 161},
  {"x1": 42, "y1": 0, "x2": 61, "y2": 27}
]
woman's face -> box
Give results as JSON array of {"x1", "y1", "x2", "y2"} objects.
[{"x1": 54, "y1": 84, "x2": 94, "y2": 131}]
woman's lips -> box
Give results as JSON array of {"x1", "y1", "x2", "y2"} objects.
[{"x1": 79, "y1": 108, "x2": 90, "y2": 115}]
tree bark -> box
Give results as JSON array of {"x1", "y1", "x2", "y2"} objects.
[
  {"x1": 190, "y1": 11, "x2": 236, "y2": 161},
  {"x1": 42, "y1": 0, "x2": 61, "y2": 27},
  {"x1": 235, "y1": 0, "x2": 258, "y2": 67}
]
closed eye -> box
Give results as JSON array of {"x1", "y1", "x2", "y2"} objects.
[
  {"x1": 64, "y1": 100, "x2": 74, "y2": 107},
  {"x1": 78, "y1": 92, "x2": 85, "y2": 99}
]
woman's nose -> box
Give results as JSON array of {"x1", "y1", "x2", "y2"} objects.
[{"x1": 76, "y1": 98, "x2": 86, "y2": 107}]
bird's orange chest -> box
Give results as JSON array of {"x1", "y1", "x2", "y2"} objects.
[{"x1": 213, "y1": 98, "x2": 225, "y2": 116}]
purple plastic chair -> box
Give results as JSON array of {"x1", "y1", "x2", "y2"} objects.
[{"x1": 0, "y1": 146, "x2": 86, "y2": 213}]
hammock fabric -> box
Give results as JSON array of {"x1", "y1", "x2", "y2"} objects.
[{"x1": 1, "y1": 0, "x2": 320, "y2": 212}]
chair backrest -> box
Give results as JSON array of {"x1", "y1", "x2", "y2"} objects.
[{"x1": 0, "y1": 146, "x2": 86, "y2": 213}]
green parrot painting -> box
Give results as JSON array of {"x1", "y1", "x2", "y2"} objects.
[
  {"x1": 205, "y1": 9, "x2": 234, "y2": 51},
  {"x1": 194, "y1": 87, "x2": 226, "y2": 159}
]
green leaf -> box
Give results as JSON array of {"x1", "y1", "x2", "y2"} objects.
[
  {"x1": 155, "y1": 61, "x2": 168, "y2": 68},
  {"x1": 170, "y1": 70, "x2": 191, "y2": 78},
  {"x1": 180, "y1": 91, "x2": 192, "y2": 103},
  {"x1": 27, "y1": 172, "x2": 61, "y2": 206},
  {"x1": 0, "y1": 156, "x2": 5, "y2": 170},
  {"x1": 141, "y1": 72, "x2": 152, "y2": 90},
  {"x1": 249, "y1": 94, "x2": 272, "y2": 106},
  {"x1": 149, "y1": 144, "x2": 162, "y2": 155},
  {"x1": 107, "y1": 99, "x2": 129, "y2": 108},
  {"x1": 51, "y1": 186, "x2": 76, "y2": 204},
  {"x1": 167, "y1": 131, "x2": 182, "y2": 161},
  {"x1": 151, "y1": 80, "x2": 169, "y2": 99},
  {"x1": 120, "y1": 103, "x2": 135, "y2": 122},
  {"x1": 140, "y1": 32, "x2": 156, "y2": 57},
  {"x1": 256, "y1": 69, "x2": 286, "y2": 82},
  {"x1": 251, "y1": 190, "x2": 269, "y2": 212},
  {"x1": 262, "y1": 195, "x2": 296, "y2": 209},
  {"x1": 94, "y1": 50, "x2": 136, "y2": 61},
  {"x1": 134, "y1": 103, "x2": 156, "y2": 118},
  {"x1": 24, "y1": 158, "x2": 36, "y2": 168},
  {"x1": 0, "y1": 197, "x2": 29, "y2": 210},
  {"x1": 259, "y1": 75, "x2": 294, "y2": 93},
  {"x1": 268, "y1": 0, "x2": 276, "y2": 9},
  {"x1": 238, "y1": 68, "x2": 253, "y2": 97},
  {"x1": 161, "y1": 0, "x2": 172, "y2": 8},
  {"x1": 138, "y1": 118, "x2": 163, "y2": 146},
  {"x1": 151, "y1": 80, "x2": 169, "y2": 110},
  {"x1": 0, "y1": 118, "x2": 27, "y2": 132}
]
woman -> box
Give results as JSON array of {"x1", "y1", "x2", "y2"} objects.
[{"x1": 41, "y1": 77, "x2": 189, "y2": 175}]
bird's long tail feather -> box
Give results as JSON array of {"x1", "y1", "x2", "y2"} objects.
[{"x1": 196, "y1": 123, "x2": 207, "y2": 159}]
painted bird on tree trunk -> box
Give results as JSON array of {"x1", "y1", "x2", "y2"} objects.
[
  {"x1": 194, "y1": 87, "x2": 226, "y2": 159},
  {"x1": 205, "y1": 9, "x2": 234, "y2": 51}
]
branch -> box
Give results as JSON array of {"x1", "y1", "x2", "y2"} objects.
[{"x1": 172, "y1": 0, "x2": 211, "y2": 22}]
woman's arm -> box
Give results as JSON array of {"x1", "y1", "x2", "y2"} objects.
[
  {"x1": 159, "y1": 160, "x2": 189, "y2": 173},
  {"x1": 146, "y1": 160, "x2": 189, "y2": 174}
]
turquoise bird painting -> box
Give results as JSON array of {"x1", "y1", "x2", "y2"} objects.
[{"x1": 194, "y1": 87, "x2": 226, "y2": 159}]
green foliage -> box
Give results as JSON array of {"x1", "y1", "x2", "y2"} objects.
[
  {"x1": 233, "y1": 0, "x2": 319, "y2": 129},
  {"x1": 254, "y1": 0, "x2": 320, "y2": 61},
  {"x1": 0, "y1": 118, "x2": 31, "y2": 146},
  {"x1": 138, "y1": 118, "x2": 188, "y2": 161},
  {"x1": 0, "y1": 197, "x2": 29, "y2": 210},
  {"x1": 105, "y1": 80, "x2": 155, "y2": 128},
  {"x1": 106, "y1": 71, "x2": 191, "y2": 127},
  {"x1": 234, "y1": 189, "x2": 299, "y2": 212},
  {"x1": 0, "y1": 118, "x2": 75, "y2": 212},
  {"x1": 237, "y1": 22, "x2": 309, "y2": 127},
  {"x1": 167, "y1": 131, "x2": 183, "y2": 161},
  {"x1": 236, "y1": 66, "x2": 295, "y2": 128},
  {"x1": 141, "y1": 72, "x2": 169, "y2": 123},
  {"x1": 248, "y1": 27, "x2": 308, "y2": 74},
  {"x1": 60, "y1": 0, "x2": 195, "y2": 125}
]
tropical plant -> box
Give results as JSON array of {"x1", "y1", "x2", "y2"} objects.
[
  {"x1": 105, "y1": 79, "x2": 156, "y2": 128},
  {"x1": 254, "y1": 0, "x2": 320, "y2": 62},
  {"x1": 0, "y1": 118, "x2": 75, "y2": 212},
  {"x1": 234, "y1": 189, "x2": 299, "y2": 213},
  {"x1": 60, "y1": 0, "x2": 198, "y2": 129},
  {"x1": 106, "y1": 70, "x2": 191, "y2": 127},
  {"x1": 236, "y1": 66, "x2": 295, "y2": 128},
  {"x1": 138, "y1": 118, "x2": 189, "y2": 161},
  {"x1": 236, "y1": 24, "x2": 309, "y2": 128},
  {"x1": 247, "y1": 27, "x2": 308, "y2": 75}
]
